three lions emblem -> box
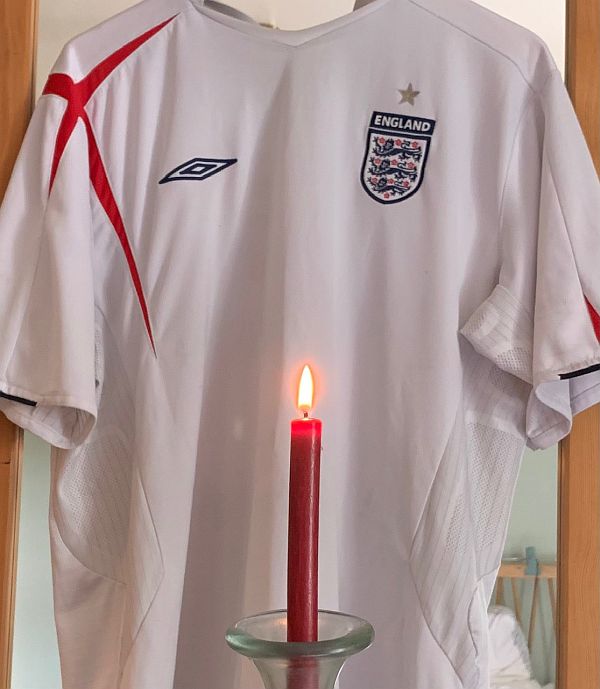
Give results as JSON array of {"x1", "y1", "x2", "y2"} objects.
[{"x1": 361, "y1": 110, "x2": 436, "y2": 204}]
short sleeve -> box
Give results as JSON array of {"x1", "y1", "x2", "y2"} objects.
[
  {"x1": 0, "y1": 92, "x2": 97, "y2": 449},
  {"x1": 461, "y1": 67, "x2": 600, "y2": 450}
]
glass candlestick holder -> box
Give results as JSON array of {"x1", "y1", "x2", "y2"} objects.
[{"x1": 225, "y1": 609, "x2": 374, "y2": 689}]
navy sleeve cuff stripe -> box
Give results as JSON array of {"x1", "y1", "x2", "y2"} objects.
[
  {"x1": 559, "y1": 363, "x2": 600, "y2": 380},
  {"x1": 0, "y1": 390, "x2": 37, "y2": 407}
]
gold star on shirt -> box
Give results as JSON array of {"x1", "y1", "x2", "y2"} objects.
[{"x1": 398, "y1": 82, "x2": 420, "y2": 105}]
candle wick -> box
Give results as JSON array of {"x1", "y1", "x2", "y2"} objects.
[{"x1": 303, "y1": 411, "x2": 309, "y2": 419}]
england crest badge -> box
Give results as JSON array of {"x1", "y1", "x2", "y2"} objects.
[{"x1": 360, "y1": 110, "x2": 436, "y2": 204}]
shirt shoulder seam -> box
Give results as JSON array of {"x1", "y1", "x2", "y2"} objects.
[
  {"x1": 53, "y1": 7, "x2": 189, "y2": 107},
  {"x1": 407, "y1": 0, "x2": 548, "y2": 93},
  {"x1": 497, "y1": 67, "x2": 560, "y2": 236},
  {"x1": 80, "y1": 10, "x2": 185, "y2": 108}
]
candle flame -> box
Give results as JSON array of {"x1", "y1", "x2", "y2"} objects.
[{"x1": 297, "y1": 364, "x2": 314, "y2": 415}]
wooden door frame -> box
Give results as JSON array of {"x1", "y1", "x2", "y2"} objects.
[
  {"x1": 0, "y1": 1, "x2": 39, "y2": 687},
  {"x1": 0, "y1": 0, "x2": 599, "y2": 687},
  {"x1": 558, "y1": 1, "x2": 600, "y2": 686}
]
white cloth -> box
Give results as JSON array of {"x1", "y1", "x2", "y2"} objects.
[
  {"x1": 488, "y1": 605, "x2": 534, "y2": 682},
  {"x1": 1, "y1": 0, "x2": 599, "y2": 687}
]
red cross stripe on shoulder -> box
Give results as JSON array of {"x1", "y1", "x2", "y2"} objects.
[
  {"x1": 42, "y1": 14, "x2": 178, "y2": 356},
  {"x1": 586, "y1": 297, "x2": 600, "y2": 341}
]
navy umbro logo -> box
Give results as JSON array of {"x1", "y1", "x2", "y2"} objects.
[
  {"x1": 159, "y1": 157, "x2": 237, "y2": 184},
  {"x1": 360, "y1": 111, "x2": 436, "y2": 204}
]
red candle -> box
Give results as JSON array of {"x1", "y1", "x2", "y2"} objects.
[{"x1": 287, "y1": 364, "x2": 322, "y2": 642}]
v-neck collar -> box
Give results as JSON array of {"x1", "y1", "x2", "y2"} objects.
[{"x1": 187, "y1": 0, "x2": 396, "y2": 48}]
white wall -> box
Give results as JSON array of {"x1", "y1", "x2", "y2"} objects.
[
  {"x1": 12, "y1": 1, "x2": 565, "y2": 687},
  {"x1": 11, "y1": 435, "x2": 60, "y2": 689}
]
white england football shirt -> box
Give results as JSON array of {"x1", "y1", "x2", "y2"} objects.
[{"x1": 1, "y1": 0, "x2": 599, "y2": 687}]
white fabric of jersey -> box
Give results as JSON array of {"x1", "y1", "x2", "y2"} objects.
[{"x1": 1, "y1": 0, "x2": 600, "y2": 687}]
